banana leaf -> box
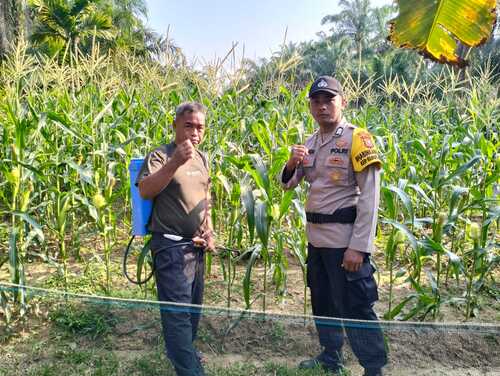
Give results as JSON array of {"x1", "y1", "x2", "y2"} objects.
[{"x1": 388, "y1": 0, "x2": 497, "y2": 66}]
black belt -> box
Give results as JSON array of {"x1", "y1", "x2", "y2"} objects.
[{"x1": 306, "y1": 206, "x2": 357, "y2": 224}]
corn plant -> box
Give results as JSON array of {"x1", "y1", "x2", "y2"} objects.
[{"x1": 0, "y1": 41, "x2": 498, "y2": 324}]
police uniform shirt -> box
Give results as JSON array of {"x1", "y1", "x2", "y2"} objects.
[
  {"x1": 136, "y1": 142, "x2": 212, "y2": 238},
  {"x1": 281, "y1": 120, "x2": 381, "y2": 253}
]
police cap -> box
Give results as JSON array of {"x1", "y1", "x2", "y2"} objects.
[{"x1": 309, "y1": 76, "x2": 343, "y2": 98}]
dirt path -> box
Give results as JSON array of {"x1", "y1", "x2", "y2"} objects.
[
  {"x1": 207, "y1": 355, "x2": 499, "y2": 376},
  {"x1": 1, "y1": 252, "x2": 499, "y2": 375}
]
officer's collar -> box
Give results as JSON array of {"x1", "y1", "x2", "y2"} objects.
[{"x1": 315, "y1": 118, "x2": 347, "y2": 145}]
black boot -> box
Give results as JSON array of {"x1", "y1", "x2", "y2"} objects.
[
  {"x1": 363, "y1": 368, "x2": 383, "y2": 376},
  {"x1": 299, "y1": 350, "x2": 343, "y2": 374}
]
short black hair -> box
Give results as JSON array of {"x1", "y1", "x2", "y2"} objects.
[{"x1": 175, "y1": 102, "x2": 206, "y2": 120}]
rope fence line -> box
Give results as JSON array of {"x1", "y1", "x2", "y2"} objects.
[{"x1": 1, "y1": 282, "x2": 499, "y2": 333}]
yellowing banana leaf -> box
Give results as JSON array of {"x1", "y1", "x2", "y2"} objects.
[{"x1": 388, "y1": 0, "x2": 497, "y2": 67}]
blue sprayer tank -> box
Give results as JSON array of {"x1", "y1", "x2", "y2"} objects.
[{"x1": 129, "y1": 158, "x2": 152, "y2": 236}]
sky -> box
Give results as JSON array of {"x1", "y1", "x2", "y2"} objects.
[{"x1": 144, "y1": 0, "x2": 392, "y2": 64}]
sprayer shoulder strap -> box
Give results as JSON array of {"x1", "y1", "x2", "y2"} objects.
[
  {"x1": 164, "y1": 143, "x2": 176, "y2": 159},
  {"x1": 196, "y1": 150, "x2": 209, "y2": 172},
  {"x1": 195, "y1": 149, "x2": 211, "y2": 239}
]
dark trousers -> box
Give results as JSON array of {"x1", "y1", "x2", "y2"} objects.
[
  {"x1": 307, "y1": 244, "x2": 387, "y2": 370},
  {"x1": 151, "y1": 233, "x2": 206, "y2": 376}
]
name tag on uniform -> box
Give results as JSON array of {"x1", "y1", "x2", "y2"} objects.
[
  {"x1": 330, "y1": 147, "x2": 348, "y2": 154},
  {"x1": 326, "y1": 156, "x2": 347, "y2": 167}
]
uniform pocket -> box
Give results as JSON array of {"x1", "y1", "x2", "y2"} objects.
[
  {"x1": 182, "y1": 251, "x2": 197, "y2": 284},
  {"x1": 327, "y1": 166, "x2": 348, "y2": 185},
  {"x1": 152, "y1": 236, "x2": 185, "y2": 273},
  {"x1": 324, "y1": 156, "x2": 348, "y2": 185},
  {"x1": 303, "y1": 166, "x2": 314, "y2": 182},
  {"x1": 303, "y1": 154, "x2": 316, "y2": 168},
  {"x1": 303, "y1": 155, "x2": 316, "y2": 182},
  {"x1": 345, "y1": 262, "x2": 378, "y2": 308}
]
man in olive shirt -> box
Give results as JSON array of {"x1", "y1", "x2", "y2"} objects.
[
  {"x1": 137, "y1": 102, "x2": 214, "y2": 376},
  {"x1": 281, "y1": 77, "x2": 387, "y2": 376}
]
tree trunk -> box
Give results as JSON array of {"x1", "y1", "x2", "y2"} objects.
[
  {"x1": 0, "y1": 0, "x2": 11, "y2": 56},
  {"x1": 456, "y1": 42, "x2": 470, "y2": 82},
  {"x1": 0, "y1": 0, "x2": 30, "y2": 57},
  {"x1": 0, "y1": 0, "x2": 31, "y2": 57},
  {"x1": 16, "y1": 0, "x2": 30, "y2": 39}
]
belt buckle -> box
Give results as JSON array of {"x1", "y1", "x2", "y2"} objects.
[{"x1": 163, "y1": 234, "x2": 183, "y2": 241}]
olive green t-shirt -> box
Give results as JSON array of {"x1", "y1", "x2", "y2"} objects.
[{"x1": 136, "y1": 142, "x2": 210, "y2": 238}]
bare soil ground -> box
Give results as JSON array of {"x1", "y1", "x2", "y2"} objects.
[
  {"x1": 0, "y1": 243, "x2": 499, "y2": 375},
  {"x1": 1, "y1": 300, "x2": 499, "y2": 375}
]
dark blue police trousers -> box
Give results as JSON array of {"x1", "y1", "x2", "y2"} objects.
[
  {"x1": 151, "y1": 233, "x2": 206, "y2": 376},
  {"x1": 307, "y1": 244, "x2": 387, "y2": 370}
]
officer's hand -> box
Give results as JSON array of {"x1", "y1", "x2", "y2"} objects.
[
  {"x1": 171, "y1": 139, "x2": 194, "y2": 167},
  {"x1": 342, "y1": 248, "x2": 364, "y2": 272},
  {"x1": 286, "y1": 145, "x2": 309, "y2": 171}
]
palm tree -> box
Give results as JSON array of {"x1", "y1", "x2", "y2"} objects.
[
  {"x1": 29, "y1": 0, "x2": 115, "y2": 55},
  {"x1": 300, "y1": 34, "x2": 353, "y2": 79},
  {"x1": 321, "y1": 0, "x2": 374, "y2": 63},
  {"x1": 370, "y1": 3, "x2": 397, "y2": 53},
  {"x1": 101, "y1": 0, "x2": 148, "y2": 53},
  {"x1": 145, "y1": 30, "x2": 187, "y2": 67}
]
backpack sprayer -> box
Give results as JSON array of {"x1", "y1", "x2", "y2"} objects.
[
  {"x1": 129, "y1": 158, "x2": 153, "y2": 238},
  {"x1": 123, "y1": 158, "x2": 153, "y2": 285},
  {"x1": 123, "y1": 158, "x2": 240, "y2": 285},
  {"x1": 123, "y1": 158, "x2": 192, "y2": 285}
]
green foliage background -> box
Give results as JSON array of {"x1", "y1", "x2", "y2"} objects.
[{"x1": 0, "y1": 0, "x2": 498, "y2": 323}]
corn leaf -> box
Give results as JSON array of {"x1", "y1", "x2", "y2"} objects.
[
  {"x1": 12, "y1": 211, "x2": 45, "y2": 242},
  {"x1": 9, "y1": 229, "x2": 18, "y2": 285},
  {"x1": 243, "y1": 245, "x2": 261, "y2": 309},
  {"x1": 408, "y1": 184, "x2": 434, "y2": 209},
  {"x1": 439, "y1": 155, "x2": 481, "y2": 188},
  {"x1": 383, "y1": 295, "x2": 415, "y2": 320},
  {"x1": 251, "y1": 121, "x2": 272, "y2": 156},
  {"x1": 136, "y1": 238, "x2": 151, "y2": 284},
  {"x1": 255, "y1": 200, "x2": 269, "y2": 249},
  {"x1": 66, "y1": 160, "x2": 93, "y2": 184},
  {"x1": 381, "y1": 187, "x2": 396, "y2": 219},
  {"x1": 386, "y1": 185, "x2": 415, "y2": 225},
  {"x1": 241, "y1": 183, "x2": 255, "y2": 244},
  {"x1": 46, "y1": 111, "x2": 90, "y2": 145},
  {"x1": 278, "y1": 190, "x2": 294, "y2": 220},
  {"x1": 382, "y1": 219, "x2": 418, "y2": 250}
]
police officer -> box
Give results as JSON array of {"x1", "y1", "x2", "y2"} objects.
[
  {"x1": 137, "y1": 102, "x2": 214, "y2": 376},
  {"x1": 281, "y1": 76, "x2": 387, "y2": 376}
]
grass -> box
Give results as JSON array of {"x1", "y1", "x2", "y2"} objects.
[
  {"x1": 8, "y1": 346, "x2": 342, "y2": 376},
  {"x1": 0, "y1": 276, "x2": 498, "y2": 375},
  {"x1": 0, "y1": 305, "x2": 338, "y2": 376},
  {"x1": 24, "y1": 351, "x2": 120, "y2": 376},
  {"x1": 49, "y1": 303, "x2": 117, "y2": 339},
  {"x1": 12, "y1": 356, "x2": 338, "y2": 376}
]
